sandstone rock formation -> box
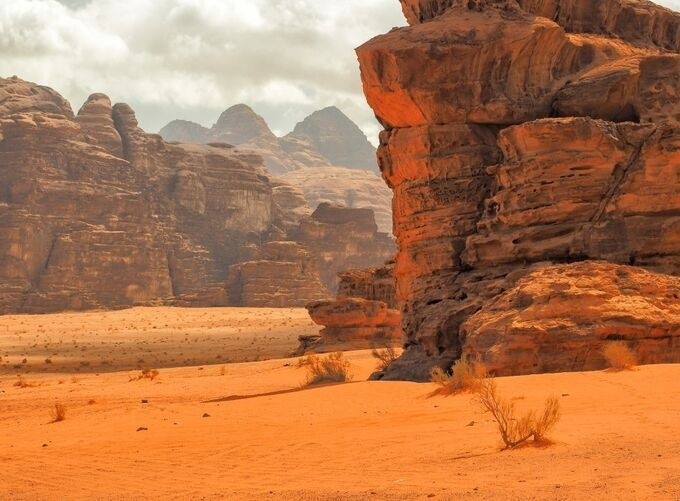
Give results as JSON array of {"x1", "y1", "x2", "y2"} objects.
[
  {"x1": 305, "y1": 298, "x2": 402, "y2": 351},
  {"x1": 160, "y1": 105, "x2": 378, "y2": 174},
  {"x1": 227, "y1": 241, "x2": 329, "y2": 307},
  {"x1": 337, "y1": 264, "x2": 398, "y2": 309},
  {"x1": 229, "y1": 204, "x2": 395, "y2": 308},
  {"x1": 358, "y1": 0, "x2": 680, "y2": 379},
  {"x1": 161, "y1": 107, "x2": 391, "y2": 231},
  {"x1": 300, "y1": 263, "x2": 401, "y2": 353},
  {"x1": 278, "y1": 166, "x2": 393, "y2": 233},
  {"x1": 0, "y1": 77, "x2": 393, "y2": 313},
  {"x1": 462, "y1": 261, "x2": 680, "y2": 376},
  {"x1": 290, "y1": 203, "x2": 395, "y2": 293}
]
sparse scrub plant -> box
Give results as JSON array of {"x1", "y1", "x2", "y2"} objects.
[
  {"x1": 430, "y1": 358, "x2": 487, "y2": 395},
  {"x1": 476, "y1": 377, "x2": 561, "y2": 449},
  {"x1": 371, "y1": 346, "x2": 399, "y2": 371},
  {"x1": 13, "y1": 375, "x2": 36, "y2": 388},
  {"x1": 602, "y1": 341, "x2": 637, "y2": 371},
  {"x1": 129, "y1": 368, "x2": 160, "y2": 381},
  {"x1": 296, "y1": 355, "x2": 314, "y2": 368},
  {"x1": 50, "y1": 402, "x2": 67, "y2": 422},
  {"x1": 303, "y1": 352, "x2": 352, "y2": 386}
]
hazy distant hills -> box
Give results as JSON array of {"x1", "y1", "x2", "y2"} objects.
[
  {"x1": 160, "y1": 104, "x2": 392, "y2": 233},
  {"x1": 160, "y1": 105, "x2": 378, "y2": 175}
]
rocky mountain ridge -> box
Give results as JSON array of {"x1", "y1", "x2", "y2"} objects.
[{"x1": 160, "y1": 105, "x2": 378, "y2": 174}]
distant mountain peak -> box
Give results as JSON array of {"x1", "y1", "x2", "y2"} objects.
[
  {"x1": 159, "y1": 104, "x2": 378, "y2": 173},
  {"x1": 286, "y1": 106, "x2": 376, "y2": 171},
  {"x1": 213, "y1": 104, "x2": 275, "y2": 144}
]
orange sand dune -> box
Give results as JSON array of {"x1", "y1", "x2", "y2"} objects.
[{"x1": 1, "y1": 340, "x2": 679, "y2": 500}]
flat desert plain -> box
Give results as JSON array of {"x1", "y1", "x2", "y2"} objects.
[{"x1": 1, "y1": 308, "x2": 679, "y2": 500}]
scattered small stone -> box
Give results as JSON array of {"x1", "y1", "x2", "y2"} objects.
[
  {"x1": 466, "y1": 421, "x2": 475, "y2": 427},
  {"x1": 42, "y1": 443, "x2": 48, "y2": 448},
  {"x1": 562, "y1": 393, "x2": 570, "y2": 397},
  {"x1": 136, "y1": 427, "x2": 148, "y2": 432},
  {"x1": 202, "y1": 413, "x2": 211, "y2": 418},
  {"x1": 141, "y1": 399, "x2": 148, "y2": 404}
]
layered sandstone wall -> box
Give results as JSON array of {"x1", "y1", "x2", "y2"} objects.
[
  {"x1": 337, "y1": 264, "x2": 398, "y2": 309},
  {"x1": 228, "y1": 205, "x2": 395, "y2": 306},
  {"x1": 0, "y1": 77, "x2": 393, "y2": 312},
  {"x1": 358, "y1": 0, "x2": 680, "y2": 379}
]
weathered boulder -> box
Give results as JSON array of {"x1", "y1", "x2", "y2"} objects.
[
  {"x1": 358, "y1": 0, "x2": 680, "y2": 379},
  {"x1": 305, "y1": 298, "x2": 402, "y2": 351},
  {"x1": 462, "y1": 262, "x2": 680, "y2": 375},
  {"x1": 299, "y1": 264, "x2": 401, "y2": 353}
]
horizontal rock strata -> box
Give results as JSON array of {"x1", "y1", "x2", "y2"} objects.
[
  {"x1": 0, "y1": 78, "x2": 394, "y2": 312},
  {"x1": 358, "y1": 0, "x2": 680, "y2": 379}
]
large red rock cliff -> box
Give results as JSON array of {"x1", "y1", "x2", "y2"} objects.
[{"x1": 357, "y1": 0, "x2": 680, "y2": 379}]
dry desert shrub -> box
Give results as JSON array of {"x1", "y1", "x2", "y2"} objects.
[
  {"x1": 371, "y1": 346, "x2": 399, "y2": 371},
  {"x1": 129, "y1": 368, "x2": 160, "y2": 382},
  {"x1": 295, "y1": 355, "x2": 315, "y2": 368},
  {"x1": 430, "y1": 358, "x2": 488, "y2": 395},
  {"x1": 50, "y1": 403, "x2": 67, "y2": 422},
  {"x1": 477, "y1": 378, "x2": 561, "y2": 449},
  {"x1": 602, "y1": 341, "x2": 637, "y2": 371},
  {"x1": 13, "y1": 375, "x2": 36, "y2": 388},
  {"x1": 303, "y1": 352, "x2": 352, "y2": 386}
]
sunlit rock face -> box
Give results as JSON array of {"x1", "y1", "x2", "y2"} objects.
[{"x1": 357, "y1": 0, "x2": 680, "y2": 380}]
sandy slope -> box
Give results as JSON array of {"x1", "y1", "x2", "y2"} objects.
[
  {"x1": 1, "y1": 333, "x2": 679, "y2": 500},
  {"x1": 0, "y1": 307, "x2": 317, "y2": 374}
]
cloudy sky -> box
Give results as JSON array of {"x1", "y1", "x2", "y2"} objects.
[
  {"x1": 1, "y1": 0, "x2": 679, "y2": 144},
  {"x1": 0, "y1": 0, "x2": 404, "y2": 143}
]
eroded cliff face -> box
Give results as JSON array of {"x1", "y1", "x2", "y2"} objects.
[
  {"x1": 0, "y1": 78, "x2": 276, "y2": 312},
  {"x1": 358, "y1": 0, "x2": 680, "y2": 379}
]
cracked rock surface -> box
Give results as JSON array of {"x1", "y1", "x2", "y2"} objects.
[{"x1": 358, "y1": 0, "x2": 680, "y2": 379}]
